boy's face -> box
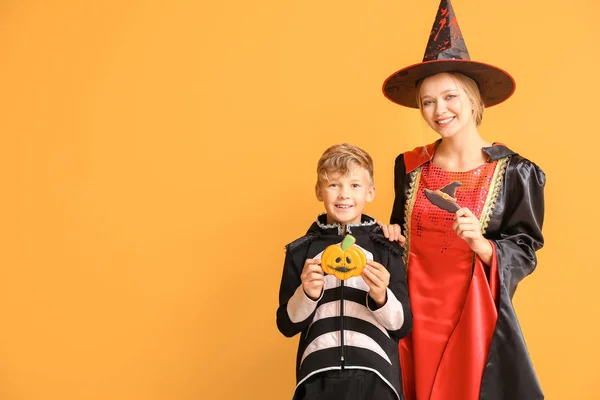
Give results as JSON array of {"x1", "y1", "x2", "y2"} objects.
[{"x1": 315, "y1": 167, "x2": 375, "y2": 228}]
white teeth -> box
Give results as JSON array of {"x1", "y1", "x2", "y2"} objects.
[
  {"x1": 438, "y1": 117, "x2": 453, "y2": 124},
  {"x1": 337, "y1": 205, "x2": 352, "y2": 208}
]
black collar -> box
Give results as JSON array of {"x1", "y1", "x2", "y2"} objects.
[{"x1": 307, "y1": 214, "x2": 377, "y2": 236}]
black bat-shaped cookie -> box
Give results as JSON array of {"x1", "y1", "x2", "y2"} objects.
[{"x1": 424, "y1": 181, "x2": 462, "y2": 213}]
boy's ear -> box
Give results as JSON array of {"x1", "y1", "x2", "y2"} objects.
[
  {"x1": 366, "y1": 185, "x2": 376, "y2": 203},
  {"x1": 315, "y1": 183, "x2": 323, "y2": 201}
]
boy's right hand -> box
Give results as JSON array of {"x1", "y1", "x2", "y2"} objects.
[
  {"x1": 301, "y1": 259, "x2": 324, "y2": 301},
  {"x1": 377, "y1": 221, "x2": 406, "y2": 246}
]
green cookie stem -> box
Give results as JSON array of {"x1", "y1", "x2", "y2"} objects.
[{"x1": 341, "y1": 235, "x2": 356, "y2": 251}]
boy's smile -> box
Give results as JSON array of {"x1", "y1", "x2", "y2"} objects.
[{"x1": 315, "y1": 167, "x2": 375, "y2": 230}]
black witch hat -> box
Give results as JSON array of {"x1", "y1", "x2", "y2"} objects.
[
  {"x1": 382, "y1": 0, "x2": 515, "y2": 108},
  {"x1": 424, "y1": 181, "x2": 462, "y2": 213}
]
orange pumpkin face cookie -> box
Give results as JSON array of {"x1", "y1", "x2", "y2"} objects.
[{"x1": 321, "y1": 235, "x2": 367, "y2": 280}]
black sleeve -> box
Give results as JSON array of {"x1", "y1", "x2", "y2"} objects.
[
  {"x1": 488, "y1": 157, "x2": 545, "y2": 298},
  {"x1": 390, "y1": 154, "x2": 408, "y2": 227},
  {"x1": 276, "y1": 247, "x2": 315, "y2": 338},
  {"x1": 385, "y1": 246, "x2": 413, "y2": 341},
  {"x1": 367, "y1": 231, "x2": 413, "y2": 342}
]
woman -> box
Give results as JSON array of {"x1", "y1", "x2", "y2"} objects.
[{"x1": 379, "y1": 1, "x2": 545, "y2": 400}]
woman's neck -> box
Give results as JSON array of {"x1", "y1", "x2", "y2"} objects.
[{"x1": 433, "y1": 129, "x2": 492, "y2": 172}]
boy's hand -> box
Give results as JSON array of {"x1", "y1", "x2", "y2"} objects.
[
  {"x1": 362, "y1": 260, "x2": 390, "y2": 307},
  {"x1": 301, "y1": 259, "x2": 324, "y2": 301},
  {"x1": 377, "y1": 221, "x2": 406, "y2": 246}
]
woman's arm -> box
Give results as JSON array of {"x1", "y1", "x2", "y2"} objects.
[{"x1": 488, "y1": 156, "x2": 545, "y2": 297}]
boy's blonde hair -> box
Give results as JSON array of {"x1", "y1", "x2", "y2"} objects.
[
  {"x1": 416, "y1": 72, "x2": 485, "y2": 126},
  {"x1": 317, "y1": 143, "x2": 374, "y2": 185}
]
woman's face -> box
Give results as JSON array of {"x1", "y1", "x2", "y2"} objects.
[{"x1": 419, "y1": 72, "x2": 476, "y2": 138}]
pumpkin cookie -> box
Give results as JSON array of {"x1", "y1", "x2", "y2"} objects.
[{"x1": 321, "y1": 235, "x2": 367, "y2": 280}]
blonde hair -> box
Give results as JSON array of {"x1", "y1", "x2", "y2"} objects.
[
  {"x1": 416, "y1": 72, "x2": 485, "y2": 126},
  {"x1": 317, "y1": 143, "x2": 374, "y2": 185}
]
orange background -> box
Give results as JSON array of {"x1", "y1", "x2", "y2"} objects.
[{"x1": 0, "y1": 0, "x2": 598, "y2": 399}]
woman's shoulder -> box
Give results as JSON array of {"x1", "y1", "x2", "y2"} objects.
[
  {"x1": 395, "y1": 141, "x2": 438, "y2": 173},
  {"x1": 485, "y1": 143, "x2": 545, "y2": 176},
  {"x1": 500, "y1": 150, "x2": 546, "y2": 188},
  {"x1": 504, "y1": 151, "x2": 545, "y2": 176}
]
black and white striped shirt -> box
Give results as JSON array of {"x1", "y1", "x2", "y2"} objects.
[{"x1": 277, "y1": 215, "x2": 412, "y2": 400}]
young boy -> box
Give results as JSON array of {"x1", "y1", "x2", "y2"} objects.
[{"x1": 276, "y1": 143, "x2": 412, "y2": 400}]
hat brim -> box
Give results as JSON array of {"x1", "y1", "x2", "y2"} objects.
[{"x1": 382, "y1": 60, "x2": 515, "y2": 108}]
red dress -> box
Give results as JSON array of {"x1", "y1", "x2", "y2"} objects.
[{"x1": 400, "y1": 161, "x2": 500, "y2": 400}]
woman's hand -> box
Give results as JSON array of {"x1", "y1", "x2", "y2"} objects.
[
  {"x1": 453, "y1": 207, "x2": 492, "y2": 265},
  {"x1": 376, "y1": 221, "x2": 406, "y2": 246}
]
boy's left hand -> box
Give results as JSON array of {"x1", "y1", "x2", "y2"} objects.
[{"x1": 362, "y1": 260, "x2": 390, "y2": 308}]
